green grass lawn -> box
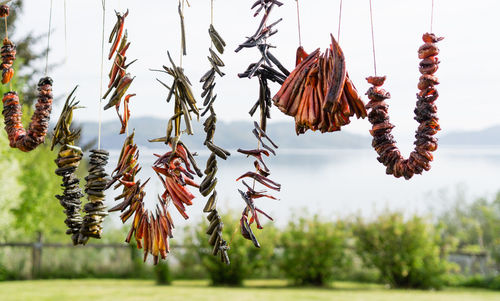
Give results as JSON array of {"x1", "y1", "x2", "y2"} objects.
[{"x1": 0, "y1": 279, "x2": 498, "y2": 301}]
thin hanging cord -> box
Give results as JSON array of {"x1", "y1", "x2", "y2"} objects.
[
  {"x1": 45, "y1": 0, "x2": 53, "y2": 76},
  {"x1": 430, "y1": 0, "x2": 434, "y2": 32},
  {"x1": 295, "y1": 0, "x2": 302, "y2": 46},
  {"x1": 64, "y1": 0, "x2": 67, "y2": 63},
  {"x1": 3, "y1": 17, "x2": 7, "y2": 39},
  {"x1": 210, "y1": 0, "x2": 213, "y2": 49},
  {"x1": 368, "y1": 0, "x2": 377, "y2": 76},
  {"x1": 98, "y1": 0, "x2": 106, "y2": 150},
  {"x1": 338, "y1": 0, "x2": 343, "y2": 42}
]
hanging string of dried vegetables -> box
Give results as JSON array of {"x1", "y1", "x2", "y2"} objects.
[
  {"x1": 197, "y1": 0, "x2": 230, "y2": 264},
  {"x1": 273, "y1": 0, "x2": 366, "y2": 135},
  {"x1": 364, "y1": 1, "x2": 442, "y2": 179},
  {"x1": 365, "y1": 33, "x2": 443, "y2": 180},
  {"x1": 1, "y1": 2, "x2": 54, "y2": 152},
  {"x1": 102, "y1": 9, "x2": 136, "y2": 133},
  {"x1": 0, "y1": 2, "x2": 14, "y2": 85},
  {"x1": 51, "y1": 87, "x2": 84, "y2": 245},
  {"x1": 234, "y1": 0, "x2": 285, "y2": 248}
]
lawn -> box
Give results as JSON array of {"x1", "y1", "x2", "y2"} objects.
[{"x1": 0, "y1": 279, "x2": 498, "y2": 301}]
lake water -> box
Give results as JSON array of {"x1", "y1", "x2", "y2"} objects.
[{"x1": 103, "y1": 146, "x2": 500, "y2": 228}]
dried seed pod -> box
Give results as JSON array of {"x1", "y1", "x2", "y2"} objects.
[{"x1": 364, "y1": 33, "x2": 443, "y2": 180}]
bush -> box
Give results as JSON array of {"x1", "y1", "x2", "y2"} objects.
[
  {"x1": 154, "y1": 262, "x2": 172, "y2": 285},
  {"x1": 181, "y1": 212, "x2": 280, "y2": 286},
  {"x1": 353, "y1": 212, "x2": 448, "y2": 289},
  {"x1": 281, "y1": 215, "x2": 351, "y2": 286}
]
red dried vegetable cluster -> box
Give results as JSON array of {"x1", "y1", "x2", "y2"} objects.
[
  {"x1": 103, "y1": 10, "x2": 136, "y2": 134},
  {"x1": 0, "y1": 3, "x2": 14, "y2": 85},
  {"x1": 2, "y1": 77, "x2": 53, "y2": 152},
  {"x1": 273, "y1": 35, "x2": 367, "y2": 135},
  {"x1": 365, "y1": 33, "x2": 443, "y2": 180}
]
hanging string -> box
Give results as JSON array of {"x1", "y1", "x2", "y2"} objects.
[
  {"x1": 368, "y1": 0, "x2": 377, "y2": 76},
  {"x1": 295, "y1": 0, "x2": 302, "y2": 46},
  {"x1": 430, "y1": 0, "x2": 434, "y2": 32},
  {"x1": 337, "y1": 0, "x2": 343, "y2": 42},
  {"x1": 45, "y1": 0, "x2": 53, "y2": 76},
  {"x1": 64, "y1": 0, "x2": 67, "y2": 63},
  {"x1": 4, "y1": 9, "x2": 9, "y2": 91},
  {"x1": 210, "y1": 0, "x2": 214, "y2": 25},
  {"x1": 97, "y1": 0, "x2": 106, "y2": 150}
]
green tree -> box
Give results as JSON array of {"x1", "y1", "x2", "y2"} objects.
[
  {"x1": 353, "y1": 212, "x2": 449, "y2": 289},
  {"x1": 281, "y1": 215, "x2": 351, "y2": 286}
]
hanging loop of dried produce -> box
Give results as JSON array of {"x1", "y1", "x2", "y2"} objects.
[
  {"x1": 51, "y1": 86, "x2": 85, "y2": 245},
  {"x1": 2, "y1": 77, "x2": 53, "y2": 151},
  {"x1": 107, "y1": 132, "x2": 171, "y2": 264},
  {"x1": 0, "y1": 2, "x2": 15, "y2": 84},
  {"x1": 198, "y1": 22, "x2": 230, "y2": 264},
  {"x1": 365, "y1": 33, "x2": 443, "y2": 180},
  {"x1": 273, "y1": 35, "x2": 367, "y2": 135},
  {"x1": 236, "y1": 122, "x2": 280, "y2": 248}
]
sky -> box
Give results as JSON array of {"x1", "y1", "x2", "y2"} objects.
[{"x1": 14, "y1": 0, "x2": 500, "y2": 139}]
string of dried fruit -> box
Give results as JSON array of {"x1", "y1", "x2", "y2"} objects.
[
  {"x1": 365, "y1": 33, "x2": 443, "y2": 180},
  {"x1": 103, "y1": 9, "x2": 136, "y2": 134},
  {"x1": 198, "y1": 19, "x2": 230, "y2": 264},
  {"x1": 0, "y1": 2, "x2": 15, "y2": 85},
  {"x1": 51, "y1": 86, "x2": 84, "y2": 245},
  {"x1": 273, "y1": 35, "x2": 367, "y2": 135},
  {"x1": 234, "y1": 0, "x2": 284, "y2": 248},
  {"x1": 2, "y1": 77, "x2": 53, "y2": 152}
]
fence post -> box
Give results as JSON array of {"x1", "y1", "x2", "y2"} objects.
[{"x1": 32, "y1": 232, "x2": 43, "y2": 279}]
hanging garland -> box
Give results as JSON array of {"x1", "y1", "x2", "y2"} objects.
[
  {"x1": 1, "y1": 1, "x2": 54, "y2": 152},
  {"x1": 364, "y1": 0, "x2": 442, "y2": 179},
  {"x1": 234, "y1": 0, "x2": 285, "y2": 248},
  {"x1": 51, "y1": 87, "x2": 84, "y2": 245},
  {"x1": 273, "y1": 0, "x2": 366, "y2": 134},
  {"x1": 198, "y1": 0, "x2": 230, "y2": 264},
  {"x1": 0, "y1": 3, "x2": 14, "y2": 85}
]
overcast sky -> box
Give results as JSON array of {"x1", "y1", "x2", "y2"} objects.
[{"x1": 15, "y1": 0, "x2": 500, "y2": 139}]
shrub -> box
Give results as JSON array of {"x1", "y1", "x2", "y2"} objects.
[
  {"x1": 353, "y1": 212, "x2": 448, "y2": 289},
  {"x1": 155, "y1": 262, "x2": 172, "y2": 285},
  {"x1": 181, "y1": 212, "x2": 280, "y2": 286},
  {"x1": 281, "y1": 215, "x2": 351, "y2": 286}
]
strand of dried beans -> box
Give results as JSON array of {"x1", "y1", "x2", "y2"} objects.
[
  {"x1": 273, "y1": 35, "x2": 367, "y2": 135},
  {"x1": 365, "y1": 33, "x2": 443, "y2": 180},
  {"x1": 199, "y1": 23, "x2": 230, "y2": 264},
  {"x1": 2, "y1": 77, "x2": 53, "y2": 152}
]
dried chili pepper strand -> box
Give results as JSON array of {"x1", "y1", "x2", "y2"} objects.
[{"x1": 365, "y1": 33, "x2": 443, "y2": 180}]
